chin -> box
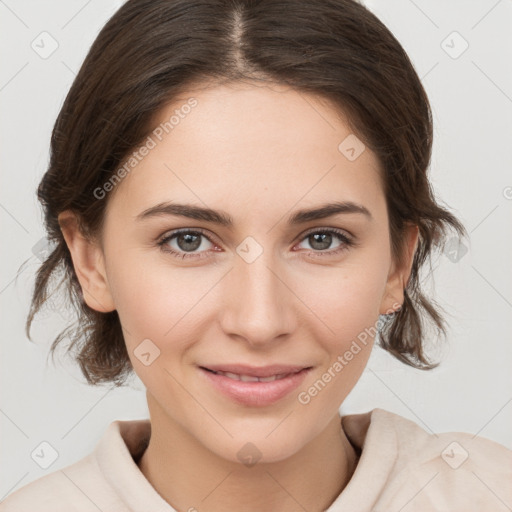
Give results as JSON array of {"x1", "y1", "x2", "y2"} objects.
[{"x1": 205, "y1": 429, "x2": 307, "y2": 467}]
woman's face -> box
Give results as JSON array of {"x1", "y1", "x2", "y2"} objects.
[{"x1": 76, "y1": 81, "x2": 412, "y2": 463}]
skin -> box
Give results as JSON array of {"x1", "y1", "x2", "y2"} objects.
[{"x1": 59, "y1": 80, "x2": 418, "y2": 512}]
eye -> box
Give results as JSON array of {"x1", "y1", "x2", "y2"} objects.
[
  {"x1": 157, "y1": 227, "x2": 355, "y2": 261},
  {"x1": 157, "y1": 228, "x2": 219, "y2": 260},
  {"x1": 294, "y1": 228, "x2": 354, "y2": 257}
]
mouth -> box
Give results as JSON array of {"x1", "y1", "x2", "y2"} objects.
[
  {"x1": 198, "y1": 364, "x2": 313, "y2": 407},
  {"x1": 201, "y1": 367, "x2": 306, "y2": 382}
]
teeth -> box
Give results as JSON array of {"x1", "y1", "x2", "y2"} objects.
[
  {"x1": 213, "y1": 370, "x2": 291, "y2": 382},
  {"x1": 258, "y1": 375, "x2": 279, "y2": 382},
  {"x1": 240, "y1": 374, "x2": 260, "y2": 382},
  {"x1": 223, "y1": 371, "x2": 245, "y2": 380}
]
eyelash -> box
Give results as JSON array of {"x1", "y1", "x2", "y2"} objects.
[{"x1": 156, "y1": 227, "x2": 355, "y2": 261}]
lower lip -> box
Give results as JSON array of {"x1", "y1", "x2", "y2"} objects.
[{"x1": 199, "y1": 367, "x2": 312, "y2": 407}]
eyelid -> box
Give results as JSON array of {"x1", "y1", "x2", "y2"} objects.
[
  {"x1": 156, "y1": 227, "x2": 221, "y2": 261},
  {"x1": 157, "y1": 225, "x2": 356, "y2": 260},
  {"x1": 158, "y1": 226, "x2": 353, "y2": 246},
  {"x1": 157, "y1": 227, "x2": 218, "y2": 245},
  {"x1": 297, "y1": 225, "x2": 354, "y2": 241}
]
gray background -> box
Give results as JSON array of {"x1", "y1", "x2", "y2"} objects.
[{"x1": 1, "y1": 0, "x2": 511, "y2": 499}]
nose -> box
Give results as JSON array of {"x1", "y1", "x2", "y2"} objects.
[{"x1": 218, "y1": 247, "x2": 297, "y2": 348}]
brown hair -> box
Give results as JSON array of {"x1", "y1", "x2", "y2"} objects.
[{"x1": 25, "y1": 0, "x2": 466, "y2": 386}]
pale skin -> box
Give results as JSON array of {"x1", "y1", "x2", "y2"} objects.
[{"x1": 59, "y1": 80, "x2": 418, "y2": 512}]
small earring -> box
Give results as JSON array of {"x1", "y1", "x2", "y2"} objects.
[{"x1": 383, "y1": 304, "x2": 402, "y2": 317}]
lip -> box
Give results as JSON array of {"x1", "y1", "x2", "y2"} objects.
[
  {"x1": 199, "y1": 364, "x2": 312, "y2": 407},
  {"x1": 202, "y1": 363, "x2": 309, "y2": 378}
]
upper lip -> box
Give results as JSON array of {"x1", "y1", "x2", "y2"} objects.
[{"x1": 200, "y1": 364, "x2": 311, "y2": 378}]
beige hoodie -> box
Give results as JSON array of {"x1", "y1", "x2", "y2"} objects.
[{"x1": 1, "y1": 408, "x2": 511, "y2": 511}]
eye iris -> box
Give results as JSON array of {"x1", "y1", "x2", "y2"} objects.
[
  {"x1": 167, "y1": 230, "x2": 343, "y2": 255},
  {"x1": 177, "y1": 233, "x2": 202, "y2": 252},
  {"x1": 309, "y1": 232, "x2": 332, "y2": 250}
]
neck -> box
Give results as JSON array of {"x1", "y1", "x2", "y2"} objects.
[{"x1": 137, "y1": 402, "x2": 359, "y2": 512}]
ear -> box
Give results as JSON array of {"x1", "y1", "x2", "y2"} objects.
[
  {"x1": 379, "y1": 223, "x2": 419, "y2": 315},
  {"x1": 58, "y1": 210, "x2": 115, "y2": 313}
]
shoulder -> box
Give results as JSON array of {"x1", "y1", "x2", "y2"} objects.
[
  {"x1": 0, "y1": 419, "x2": 145, "y2": 512},
  {"x1": 343, "y1": 408, "x2": 512, "y2": 511},
  {"x1": 0, "y1": 454, "x2": 106, "y2": 512},
  {"x1": 370, "y1": 407, "x2": 512, "y2": 468}
]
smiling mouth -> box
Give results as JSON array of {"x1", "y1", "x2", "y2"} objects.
[
  {"x1": 199, "y1": 365, "x2": 313, "y2": 406},
  {"x1": 201, "y1": 367, "x2": 305, "y2": 383}
]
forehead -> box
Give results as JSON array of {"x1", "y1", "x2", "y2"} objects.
[{"x1": 105, "y1": 81, "x2": 384, "y2": 222}]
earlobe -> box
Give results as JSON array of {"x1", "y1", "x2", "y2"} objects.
[
  {"x1": 379, "y1": 224, "x2": 419, "y2": 315},
  {"x1": 58, "y1": 210, "x2": 116, "y2": 313}
]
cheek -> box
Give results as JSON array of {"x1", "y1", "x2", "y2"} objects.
[
  {"x1": 294, "y1": 282, "x2": 376, "y2": 430},
  {"x1": 108, "y1": 263, "x2": 202, "y2": 396},
  {"x1": 293, "y1": 264, "x2": 384, "y2": 416},
  {"x1": 107, "y1": 253, "x2": 217, "y2": 351},
  {"x1": 296, "y1": 256, "x2": 389, "y2": 342}
]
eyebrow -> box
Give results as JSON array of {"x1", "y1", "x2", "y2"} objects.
[{"x1": 135, "y1": 201, "x2": 372, "y2": 226}]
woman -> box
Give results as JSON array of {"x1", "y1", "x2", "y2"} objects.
[{"x1": 2, "y1": 0, "x2": 510, "y2": 511}]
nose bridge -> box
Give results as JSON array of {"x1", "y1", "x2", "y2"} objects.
[{"x1": 220, "y1": 242, "x2": 295, "y2": 344}]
